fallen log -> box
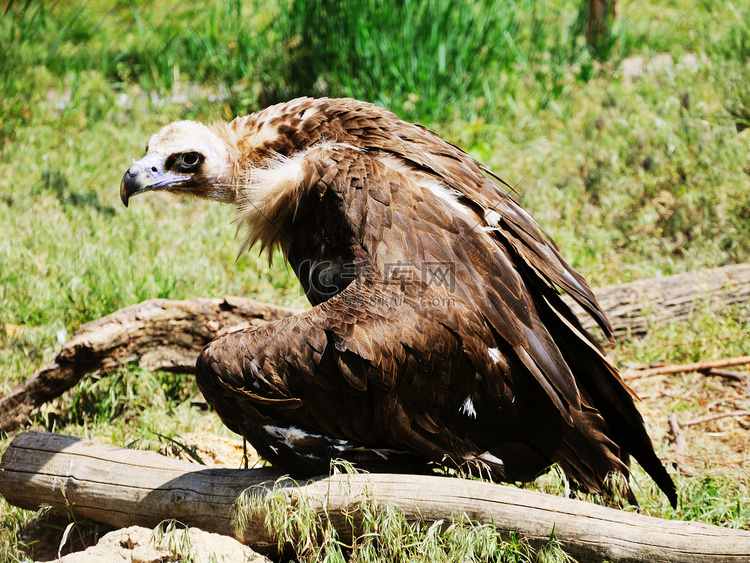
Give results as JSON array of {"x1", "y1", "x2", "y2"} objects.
[
  {"x1": 1, "y1": 431, "x2": 749, "y2": 562},
  {"x1": 2, "y1": 263, "x2": 750, "y2": 434},
  {"x1": 563, "y1": 263, "x2": 750, "y2": 337},
  {"x1": 0, "y1": 297, "x2": 299, "y2": 434}
]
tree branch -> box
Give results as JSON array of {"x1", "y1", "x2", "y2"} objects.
[
  {"x1": 680, "y1": 411, "x2": 750, "y2": 427},
  {"x1": 623, "y1": 356, "x2": 750, "y2": 380}
]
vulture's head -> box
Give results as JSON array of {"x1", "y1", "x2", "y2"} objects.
[{"x1": 120, "y1": 121, "x2": 235, "y2": 206}]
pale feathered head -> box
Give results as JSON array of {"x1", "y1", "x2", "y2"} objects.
[{"x1": 120, "y1": 120, "x2": 235, "y2": 206}]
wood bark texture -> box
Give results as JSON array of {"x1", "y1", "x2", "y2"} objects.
[
  {"x1": 586, "y1": 0, "x2": 618, "y2": 53},
  {"x1": 1, "y1": 263, "x2": 749, "y2": 434},
  {"x1": 0, "y1": 297, "x2": 299, "y2": 433},
  {"x1": 563, "y1": 263, "x2": 750, "y2": 337},
  {"x1": 1, "y1": 431, "x2": 749, "y2": 562}
]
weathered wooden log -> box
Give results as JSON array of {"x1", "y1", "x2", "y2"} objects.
[
  {"x1": 2, "y1": 264, "x2": 750, "y2": 434},
  {"x1": 0, "y1": 297, "x2": 300, "y2": 434},
  {"x1": 1, "y1": 431, "x2": 749, "y2": 562},
  {"x1": 564, "y1": 263, "x2": 750, "y2": 337}
]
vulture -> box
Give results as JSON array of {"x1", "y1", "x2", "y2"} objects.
[{"x1": 120, "y1": 97, "x2": 677, "y2": 507}]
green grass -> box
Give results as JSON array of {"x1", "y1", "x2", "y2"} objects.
[
  {"x1": 234, "y1": 469, "x2": 571, "y2": 562},
  {"x1": 1, "y1": 0, "x2": 750, "y2": 560}
]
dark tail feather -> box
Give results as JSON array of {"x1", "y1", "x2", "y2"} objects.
[
  {"x1": 533, "y1": 284, "x2": 678, "y2": 508},
  {"x1": 635, "y1": 446, "x2": 678, "y2": 508}
]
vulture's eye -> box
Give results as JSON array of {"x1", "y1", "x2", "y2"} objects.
[{"x1": 175, "y1": 151, "x2": 202, "y2": 171}]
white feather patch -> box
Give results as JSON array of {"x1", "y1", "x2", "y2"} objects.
[
  {"x1": 234, "y1": 140, "x2": 364, "y2": 254},
  {"x1": 233, "y1": 151, "x2": 309, "y2": 253},
  {"x1": 484, "y1": 209, "x2": 501, "y2": 226},
  {"x1": 424, "y1": 179, "x2": 468, "y2": 215},
  {"x1": 248, "y1": 154, "x2": 306, "y2": 206},
  {"x1": 488, "y1": 347, "x2": 501, "y2": 363},
  {"x1": 478, "y1": 452, "x2": 504, "y2": 467},
  {"x1": 459, "y1": 396, "x2": 477, "y2": 418},
  {"x1": 376, "y1": 153, "x2": 472, "y2": 217},
  {"x1": 263, "y1": 425, "x2": 329, "y2": 447}
]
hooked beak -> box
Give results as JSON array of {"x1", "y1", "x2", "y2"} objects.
[{"x1": 120, "y1": 153, "x2": 190, "y2": 207}]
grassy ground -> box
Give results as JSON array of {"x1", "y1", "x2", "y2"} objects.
[{"x1": 1, "y1": 0, "x2": 749, "y2": 560}]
